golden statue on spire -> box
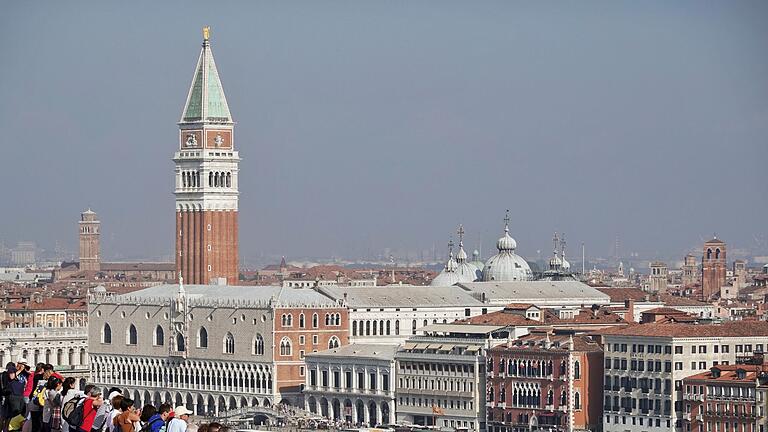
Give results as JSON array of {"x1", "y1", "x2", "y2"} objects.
[{"x1": 203, "y1": 26, "x2": 210, "y2": 41}]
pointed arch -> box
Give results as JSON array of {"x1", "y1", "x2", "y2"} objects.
[
  {"x1": 279, "y1": 337, "x2": 292, "y2": 356},
  {"x1": 223, "y1": 332, "x2": 235, "y2": 354},
  {"x1": 328, "y1": 336, "x2": 340, "y2": 350},
  {"x1": 154, "y1": 325, "x2": 164, "y2": 346},
  {"x1": 574, "y1": 360, "x2": 581, "y2": 379},
  {"x1": 102, "y1": 323, "x2": 112, "y2": 344},
  {"x1": 299, "y1": 313, "x2": 305, "y2": 328},
  {"x1": 312, "y1": 313, "x2": 319, "y2": 328},
  {"x1": 127, "y1": 324, "x2": 137, "y2": 345},
  {"x1": 253, "y1": 334, "x2": 264, "y2": 356},
  {"x1": 198, "y1": 327, "x2": 208, "y2": 348}
]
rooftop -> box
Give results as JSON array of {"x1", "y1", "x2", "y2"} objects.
[
  {"x1": 110, "y1": 284, "x2": 339, "y2": 307},
  {"x1": 458, "y1": 280, "x2": 610, "y2": 303},
  {"x1": 307, "y1": 343, "x2": 398, "y2": 360},
  {"x1": 598, "y1": 321, "x2": 768, "y2": 338},
  {"x1": 318, "y1": 285, "x2": 484, "y2": 308}
]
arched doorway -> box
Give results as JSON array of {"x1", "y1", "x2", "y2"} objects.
[
  {"x1": 368, "y1": 401, "x2": 377, "y2": 426},
  {"x1": 332, "y1": 399, "x2": 341, "y2": 420},
  {"x1": 307, "y1": 397, "x2": 317, "y2": 414},
  {"x1": 356, "y1": 400, "x2": 365, "y2": 425},
  {"x1": 320, "y1": 398, "x2": 329, "y2": 418},
  {"x1": 381, "y1": 402, "x2": 390, "y2": 425},
  {"x1": 344, "y1": 399, "x2": 353, "y2": 423}
]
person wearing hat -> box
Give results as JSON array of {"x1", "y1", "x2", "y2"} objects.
[
  {"x1": 92, "y1": 391, "x2": 121, "y2": 432},
  {"x1": 2, "y1": 363, "x2": 26, "y2": 427},
  {"x1": 165, "y1": 407, "x2": 191, "y2": 432}
]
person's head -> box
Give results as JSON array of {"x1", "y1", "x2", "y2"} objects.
[
  {"x1": 62, "y1": 377, "x2": 76, "y2": 396},
  {"x1": 140, "y1": 405, "x2": 157, "y2": 423},
  {"x1": 119, "y1": 398, "x2": 134, "y2": 412},
  {"x1": 45, "y1": 376, "x2": 61, "y2": 390},
  {"x1": 89, "y1": 387, "x2": 104, "y2": 406},
  {"x1": 173, "y1": 406, "x2": 192, "y2": 422},
  {"x1": 42, "y1": 364, "x2": 54, "y2": 379},
  {"x1": 35, "y1": 363, "x2": 45, "y2": 374},
  {"x1": 16, "y1": 358, "x2": 28, "y2": 373},
  {"x1": 107, "y1": 387, "x2": 121, "y2": 395},
  {"x1": 158, "y1": 404, "x2": 172, "y2": 421},
  {"x1": 111, "y1": 395, "x2": 124, "y2": 410},
  {"x1": 84, "y1": 384, "x2": 95, "y2": 395},
  {"x1": 197, "y1": 424, "x2": 209, "y2": 432},
  {"x1": 208, "y1": 422, "x2": 222, "y2": 432}
]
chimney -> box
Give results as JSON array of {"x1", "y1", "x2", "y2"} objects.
[{"x1": 624, "y1": 299, "x2": 635, "y2": 322}]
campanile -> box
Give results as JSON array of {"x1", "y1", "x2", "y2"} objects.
[{"x1": 175, "y1": 27, "x2": 239, "y2": 285}]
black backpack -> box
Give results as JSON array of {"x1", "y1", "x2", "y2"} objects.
[{"x1": 62, "y1": 396, "x2": 85, "y2": 427}]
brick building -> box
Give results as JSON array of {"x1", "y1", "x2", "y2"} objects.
[
  {"x1": 174, "y1": 28, "x2": 240, "y2": 285},
  {"x1": 682, "y1": 362, "x2": 768, "y2": 432},
  {"x1": 486, "y1": 332, "x2": 604, "y2": 432},
  {"x1": 702, "y1": 238, "x2": 727, "y2": 301}
]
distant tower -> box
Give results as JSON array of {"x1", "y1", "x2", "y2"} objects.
[
  {"x1": 649, "y1": 261, "x2": 668, "y2": 293},
  {"x1": 175, "y1": 27, "x2": 240, "y2": 285},
  {"x1": 79, "y1": 209, "x2": 100, "y2": 271},
  {"x1": 682, "y1": 254, "x2": 698, "y2": 286},
  {"x1": 701, "y1": 237, "x2": 726, "y2": 300}
]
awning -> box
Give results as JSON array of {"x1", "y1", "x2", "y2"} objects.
[
  {"x1": 465, "y1": 346, "x2": 480, "y2": 353},
  {"x1": 414, "y1": 343, "x2": 430, "y2": 349},
  {"x1": 404, "y1": 342, "x2": 418, "y2": 350},
  {"x1": 426, "y1": 344, "x2": 442, "y2": 350}
]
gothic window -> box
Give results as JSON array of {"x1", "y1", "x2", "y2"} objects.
[
  {"x1": 395, "y1": 320, "x2": 400, "y2": 335},
  {"x1": 224, "y1": 332, "x2": 235, "y2": 354},
  {"x1": 352, "y1": 320, "x2": 357, "y2": 336},
  {"x1": 182, "y1": 172, "x2": 187, "y2": 187},
  {"x1": 126, "y1": 326, "x2": 144, "y2": 348},
  {"x1": 102, "y1": 323, "x2": 112, "y2": 344},
  {"x1": 547, "y1": 389, "x2": 554, "y2": 406},
  {"x1": 155, "y1": 325, "x2": 164, "y2": 346},
  {"x1": 253, "y1": 334, "x2": 264, "y2": 355},
  {"x1": 312, "y1": 313, "x2": 319, "y2": 328},
  {"x1": 325, "y1": 314, "x2": 330, "y2": 326},
  {"x1": 198, "y1": 327, "x2": 208, "y2": 348},
  {"x1": 214, "y1": 172, "x2": 219, "y2": 187},
  {"x1": 358, "y1": 320, "x2": 364, "y2": 336},
  {"x1": 716, "y1": 248, "x2": 721, "y2": 259},
  {"x1": 386, "y1": 320, "x2": 391, "y2": 335},
  {"x1": 328, "y1": 336, "x2": 340, "y2": 349},
  {"x1": 412, "y1": 320, "x2": 417, "y2": 333},
  {"x1": 488, "y1": 386, "x2": 494, "y2": 402},
  {"x1": 366, "y1": 321, "x2": 371, "y2": 336},
  {"x1": 299, "y1": 313, "x2": 305, "y2": 328},
  {"x1": 574, "y1": 360, "x2": 581, "y2": 379},
  {"x1": 379, "y1": 321, "x2": 384, "y2": 335},
  {"x1": 335, "y1": 314, "x2": 341, "y2": 326},
  {"x1": 707, "y1": 248, "x2": 712, "y2": 259},
  {"x1": 574, "y1": 392, "x2": 581, "y2": 409},
  {"x1": 560, "y1": 390, "x2": 567, "y2": 406},
  {"x1": 280, "y1": 337, "x2": 292, "y2": 356},
  {"x1": 499, "y1": 386, "x2": 506, "y2": 403},
  {"x1": 226, "y1": 172, "x2": 231, "y2": 188},
  {"x1": 208, "y1": 172, "x2": 213, "y2": 187},
  {"x1": 176, "y1": 334, "x2": 185, "y2": 352}
]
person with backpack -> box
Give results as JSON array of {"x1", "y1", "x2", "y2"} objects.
[
  {"x1": 41, "y1": 377, "x2": 62, "y2": 432},
  {"x1": 58, "y1": 379, "x2": 80, "y2": 432},
  {"x1": 152, "y1": 405, "x2": 170, "y2": 432},
  {"x1": 77, "y1": 388, "x2": 104, "y2": 432},
  {"x1": 137, "y1": 406, "x2": 159, "y2": 432},
  {"x1": 164, "y1": 407, "x2": 190, "y2": 432},
  {"x1": 27, "y1": 366, "x2": 50, "y2": 432}
]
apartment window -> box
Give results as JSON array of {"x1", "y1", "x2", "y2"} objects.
[
  {"x1": 310, "y1": 370, "x2": 317, "y2": 386},
  {"x1": 745, "y1": 344, "x2": 752, "y2": 352},
  {"x1": 358, "y1": 372, "x2": 364, "y2": 389},
  {"x1": 699, "y1": 345, "x2": 707, "y2": 354},
  {"x1": 383, "y1": 374, "x2": 390, "y2": 391},
  {"x1": 715, "y1": 345, "x2": 719, "y2": 353},
  {"x1": 370, "y1": 373, "x2": 377, "y2": 390},
  {"x1": 665, "y1": 346, "x2": 672, "y2": 354},
  {"x1": 722, "y1": 345, "x2": 730, "y2": 353},
  {"x1": 692, "y1": 346, "x2": 697, "y2": 354},
  {"x1": 464, "y1": 308, "x2": 471, "y2": 317},
  {"x1": 691, "y1": 362, "x2": 697, "y2": 370},
  {"x1": 699, "y1": 362, "x2": 706, "y2": 370},
  {"x1": 300, "y1": 366, "x2": 305, "y2": 377},
  {"x1": 321, "y1": 371, "x2": 328, "y2": 387},
  {"x1": 299, "y1": 335, "x2": 305, "y2": 345},
  {"x1": 736, "y1": 345, "x2": 743, "y2": 353},
  {"x1": 675, "y1": 362, "x2": 683, "y2": 371},
  {"x1": 299, "y1": 350, "x2": 305, "y2": 359},
  {"x1": 606, "y1": 358, "x2": 612, "y2": 369},
  {"x1": 638, "y1": 345, "x2": 645, "y2": 353},
  {"x1": 333, "y1": 371, "x2": 341, "y2": 388},
  {"x1": 675, "y1": 346, "x2": 683, "y2": 354},
  {"x1": 313, "y1": 335, "x2": 318, "y2": 345}
]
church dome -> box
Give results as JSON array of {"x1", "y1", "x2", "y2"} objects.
[
  {"x1": 431, "y1": 251, "x2": 461, "y2": 286},
  {"x1": 561, "y1": 257, "x2": 571, "y2": 270},
  {"x1": 483, "y1": 222, "x2": 532, "y2": 282},
  {"x1": 454, "y1": 243, "x2": 481, "y2": 283}
]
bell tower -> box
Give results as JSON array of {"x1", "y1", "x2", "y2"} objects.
[
  {"x1": 79, "y1": 209, "x2": 100, "y2": 272},
  {"x1": 701, "y1": 237, "x2": 726, "y2": 301},
  {"x1": 175, "y1": 27, "x2": 240, "y2": 285}
]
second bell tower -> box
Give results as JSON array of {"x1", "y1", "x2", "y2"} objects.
[{"x1": 174, "y1": 27, "x2": 240, "y2": 285}]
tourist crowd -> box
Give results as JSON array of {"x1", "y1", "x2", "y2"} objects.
[{"x1": 0, "y1": 360, "x2": 227, "y2": 432}]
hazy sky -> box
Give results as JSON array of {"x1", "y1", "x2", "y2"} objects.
[{"x1": 2, "y1": 1, "x2": 767, "y2": 264}]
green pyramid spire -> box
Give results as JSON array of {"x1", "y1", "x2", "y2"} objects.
[{"x1": 181, "y1": 31, "x2": 232, "y2": 124}]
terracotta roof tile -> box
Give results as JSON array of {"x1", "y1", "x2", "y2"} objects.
[{"x1": 597, "y1": 321, "x2": 768, "y2": 338}]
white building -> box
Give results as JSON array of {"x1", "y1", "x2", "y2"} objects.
[
  {"x1": 396, "y1": 324, "x2": 509, "y2": 432},
  {"x1": 599, "y1": 322, "x2": 768, "y2": 432},
  {"x1": 0, "y1": 327, "x2": 89, "y2": 386},
  {"x1": 318, "y1": 285, "x2": 498, "y2": 345},
  {"x1": 304, "y1": 344, "x2": 397, "y2": 426},
  {"x1": 458, "y1": 281, "x2": 611, "y2": 308}
]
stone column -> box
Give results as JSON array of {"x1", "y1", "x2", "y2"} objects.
[{"x1": 364, "y1": 400, "x2": 370, "y2": 424}]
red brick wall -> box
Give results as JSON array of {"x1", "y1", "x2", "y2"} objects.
[{"x1": 176, "y1": 210, "x2": 238, "y2": 285}]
